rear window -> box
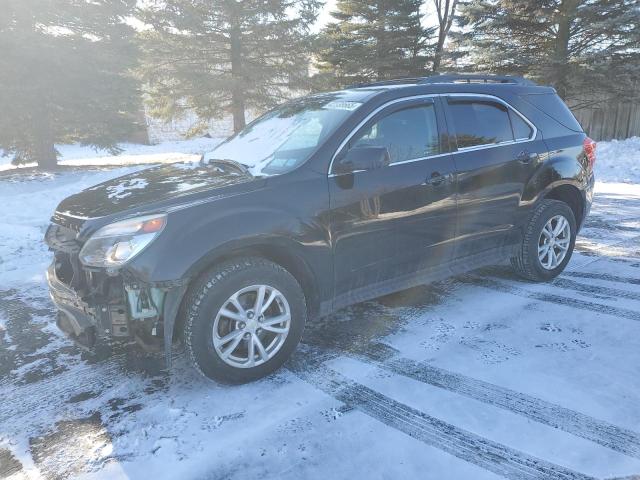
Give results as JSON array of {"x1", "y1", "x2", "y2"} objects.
[
  {"x1": 520, "y1": 93, "x2": 583, "y2": 132},
  {"x1": 448, "y1": 100, "x2": 513, "y2": 148}
]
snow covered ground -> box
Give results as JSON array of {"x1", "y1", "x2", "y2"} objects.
[
  {"x1": 0, "y1": 137, "x2": 223, "y2": 172},
  {"x1": 0, "y1": 138, "x2": 639, "y2": 479}
]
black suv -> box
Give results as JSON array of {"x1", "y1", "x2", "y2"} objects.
[{"x1": 46, "y1": 74, "x2": 595, "y2": 383}]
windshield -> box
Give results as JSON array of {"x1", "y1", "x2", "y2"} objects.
[{"x1": 204, "y1": 94, "x2": 363, "y2": 176}]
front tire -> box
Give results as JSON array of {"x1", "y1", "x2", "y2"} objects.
[
  {"x1": 511, "y1": 199, "x2": 577, "y2": 282},
  {"x1": 183, "y1": 257, "x2": 306, "y2": 384}
]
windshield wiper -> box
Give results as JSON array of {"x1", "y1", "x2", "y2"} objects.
[{"x1": 205, "y1": 158, "x2": 252, "y2": 176}]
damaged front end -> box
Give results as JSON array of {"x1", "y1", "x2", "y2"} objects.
[{"x1": 45, "y1": 215, "x2": 185, "y2": 367}]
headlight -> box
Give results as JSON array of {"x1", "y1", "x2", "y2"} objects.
[{"x1": 79, "y1": 214, "x2": 166, "y2": 268}]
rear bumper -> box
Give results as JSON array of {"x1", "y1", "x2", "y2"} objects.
[{"x1": 580, "y1": 172, "x2": 595, "y2": 231}]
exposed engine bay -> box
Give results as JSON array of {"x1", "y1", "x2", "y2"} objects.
[{"x1": 45, "y1": 222, "x2": 169, "y2": 353}]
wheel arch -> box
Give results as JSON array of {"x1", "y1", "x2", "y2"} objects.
[
  {"x1": 521, "y1": 140, "x2": 587, "y2": 229},
  {"x1": 175, "y1": 237, "x2": 322, "y2": 340},
  {"x1": 543, "y1": 183, "x2": 585, "y2": 228}
]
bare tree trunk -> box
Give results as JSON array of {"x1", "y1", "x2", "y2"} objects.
[
  {"x1": 131, "y1": 103, "x2": 151, "y2": 145},
  {"x1": 553, "y1": 0, "x2": 578, "y2": 99},
  {"x1": 432, "y1": 43, "x2": 444, "y2": 74},
  {"x1": 231, "y1": 92, "x2": 246, "y2": 133},
  {"x1": 32, "y1": 106, "x2": 58, "y2": 169},
  {"x1": 375, "y1": 15, "x2": 387, "y2": 80},
  {"x1": 230, "y1": 25, "x2": 246, "y2": 133},
  {"x1": 432, "y1": 0, "x2": 458, "y2": 73}
]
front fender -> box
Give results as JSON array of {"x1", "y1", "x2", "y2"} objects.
[{"x1": 126, "y1": 205, "x2": 321, "y2": 283}]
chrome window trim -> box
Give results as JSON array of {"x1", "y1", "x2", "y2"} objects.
[
  {"x1": 328, "y1": 93, "x2": 537, "y2": 176},
  {"x1": 388, "y1": 151, "x2": 453, "y2": 166},
  {"x1": 328, "y1": 94, "x2": 438, "y2": 175},
  {"x1": 447, "y1": 93, "x2": 537, "y2": 153}
]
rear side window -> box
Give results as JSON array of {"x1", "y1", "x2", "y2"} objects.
[
  {"x1": 509, "y1": 110, "x2": 534, "y2": 140},
  {"x1": 351, "y1": 104, "x2": 440, "y2": 163},
  {"x1": 520, "y1": 93, "x2": 583, "y2": 132},
  {"x1": 448, "y1": 100, "x2": 513, "y2": 148}
]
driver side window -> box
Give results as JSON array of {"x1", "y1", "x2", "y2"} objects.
[{"x1": 350, "y1": 104, "x2": 440, "y2": 164}]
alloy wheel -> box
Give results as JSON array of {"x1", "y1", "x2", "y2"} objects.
[
  {"x1": 212, "y1": 285, "x2": 291, "y2": 368},
  {"x1": 538, "y1": 214, "x2": 571, "y2": 270}
]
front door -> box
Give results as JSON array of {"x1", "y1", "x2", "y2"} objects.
[{"x1": 328, "y1": 97, "x2": 457, "y2": 307}]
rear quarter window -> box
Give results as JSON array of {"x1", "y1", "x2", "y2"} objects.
[
  {"x1": 509, "y1": 110, "x2": 534, "y2": 140},
  {"x1": 520, "y1": 93, "x2": 583, "y2": 132}
]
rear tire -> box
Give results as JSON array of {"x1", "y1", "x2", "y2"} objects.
[
  {"x1": 511, "y1": 200, "x2": 577, "y2": 282},
  {"x1": 182, "y1": 257, "x2": 306, "y2": 384}
]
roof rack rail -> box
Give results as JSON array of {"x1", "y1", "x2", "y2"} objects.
[
  {"x1": 346, "y1": 78, "x2": 425, "y2": 89},
  {"x1": 346, "y1": 73, "x2": 537, "y2": 89},
  {"x1": 419, "y1": 74, "x2": 536, "y2": 86}
]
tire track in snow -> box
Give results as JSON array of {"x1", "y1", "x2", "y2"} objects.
[
  {"x1": 473, "y1": 267, "x2": 640, "y2": 302},
  {"x1": 288, "y1": 348, "x2": 596, "y2": 480},
  {"x1": 550, "y1": 278, "x2": 640, "y2": 302},
  {"x1": 563, "y1": 271, "x2": 640, "y2": 286},
  {"x1": 338, "y1": 342, "x2": 640, "y2": 460},
  {"x1": 574, "y1": 234, "x2": 640, "y2": 268},
  {"x1": 583, "y1": 216, "x2": 640, "y2": 233},
  {"x1": 460, "y1": 276, "x2": 640, "y2": 323},
  {"x1": 481, "y1": 272, "x2": 640, "y2": 302}
]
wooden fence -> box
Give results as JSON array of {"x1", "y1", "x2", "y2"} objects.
[{"x1": 570, "y1": 96, "x2": 640, "y2": 141}]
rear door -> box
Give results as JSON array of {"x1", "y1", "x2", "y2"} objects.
[
  {"x1": 443, "y1": 95, "x2": 545, "y2": 263},
  {"x1": 328, "y1": 97, "x2": 457, "y2": 305}
]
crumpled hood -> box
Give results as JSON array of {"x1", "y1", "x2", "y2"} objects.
[{"x1": 54, "y1": 162, "x2": 258, "y2": 220}]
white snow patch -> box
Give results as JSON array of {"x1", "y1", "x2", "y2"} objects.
[
  {"x1": 595, "y1": 136, "x2": 640, "y2": 183},
  {"x1": 174, "y1": 181, "x2": 210, "y2": 192},
  {"x1": 0, "y1": 313, "x2": 9, "y2": 344},
  {"x1": 0, "y1": 137, "x2": 224, "y2": 171},
  {"x1": 106, "y1": 178, "x2": 148, "y2": 200}
]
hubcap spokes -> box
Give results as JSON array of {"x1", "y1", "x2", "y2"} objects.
[
  {"x1": 538, "y1": 215, "x2": 571, "y2": 270},
  {"x1": 213, "y1": 285, "x2": 291, "y2": 368}
]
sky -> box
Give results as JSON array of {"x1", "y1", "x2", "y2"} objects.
[
  {"x1": 313, "y1": 0, "x2": 440, "y2": 32},
  {"x1": 316, "y1": 0, "x2": 336, "y2": 30}
]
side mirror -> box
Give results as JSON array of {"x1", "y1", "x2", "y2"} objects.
[{"x1": 335, "y1": 146, "x2": 390, "y2": 174}]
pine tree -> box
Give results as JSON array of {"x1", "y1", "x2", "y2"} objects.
[
  {"x1": 139, "y1": 0, "x2": 321, "y2": 134},
  {"x1": 0, "y1": 0, "x2": 141, "y2": 168},
  {"x1": 316, "y1": 0, "x2": 432, "y2": 87},
  {"x1": 453, "y1": 0, "x2": 640, "y2": 102}
]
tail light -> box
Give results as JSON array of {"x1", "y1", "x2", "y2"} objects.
[{"x1": 583, "y1": 137, "x2": 596, "y2": 169}]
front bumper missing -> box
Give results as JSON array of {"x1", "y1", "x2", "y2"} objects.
[
  {"x1": 46, "y1": 264, "x2": 99, "y2": 348},
  {"x1": 46, "y1": 262, "x2": 187, "y2": 367}
]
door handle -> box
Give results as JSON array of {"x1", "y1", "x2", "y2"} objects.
[
  {"x1": 516, "y1": 151, "x2": 538, "y2": 164},
  {"x1": 425, "y1": 172, "x2": 451, "y2": 186}
]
